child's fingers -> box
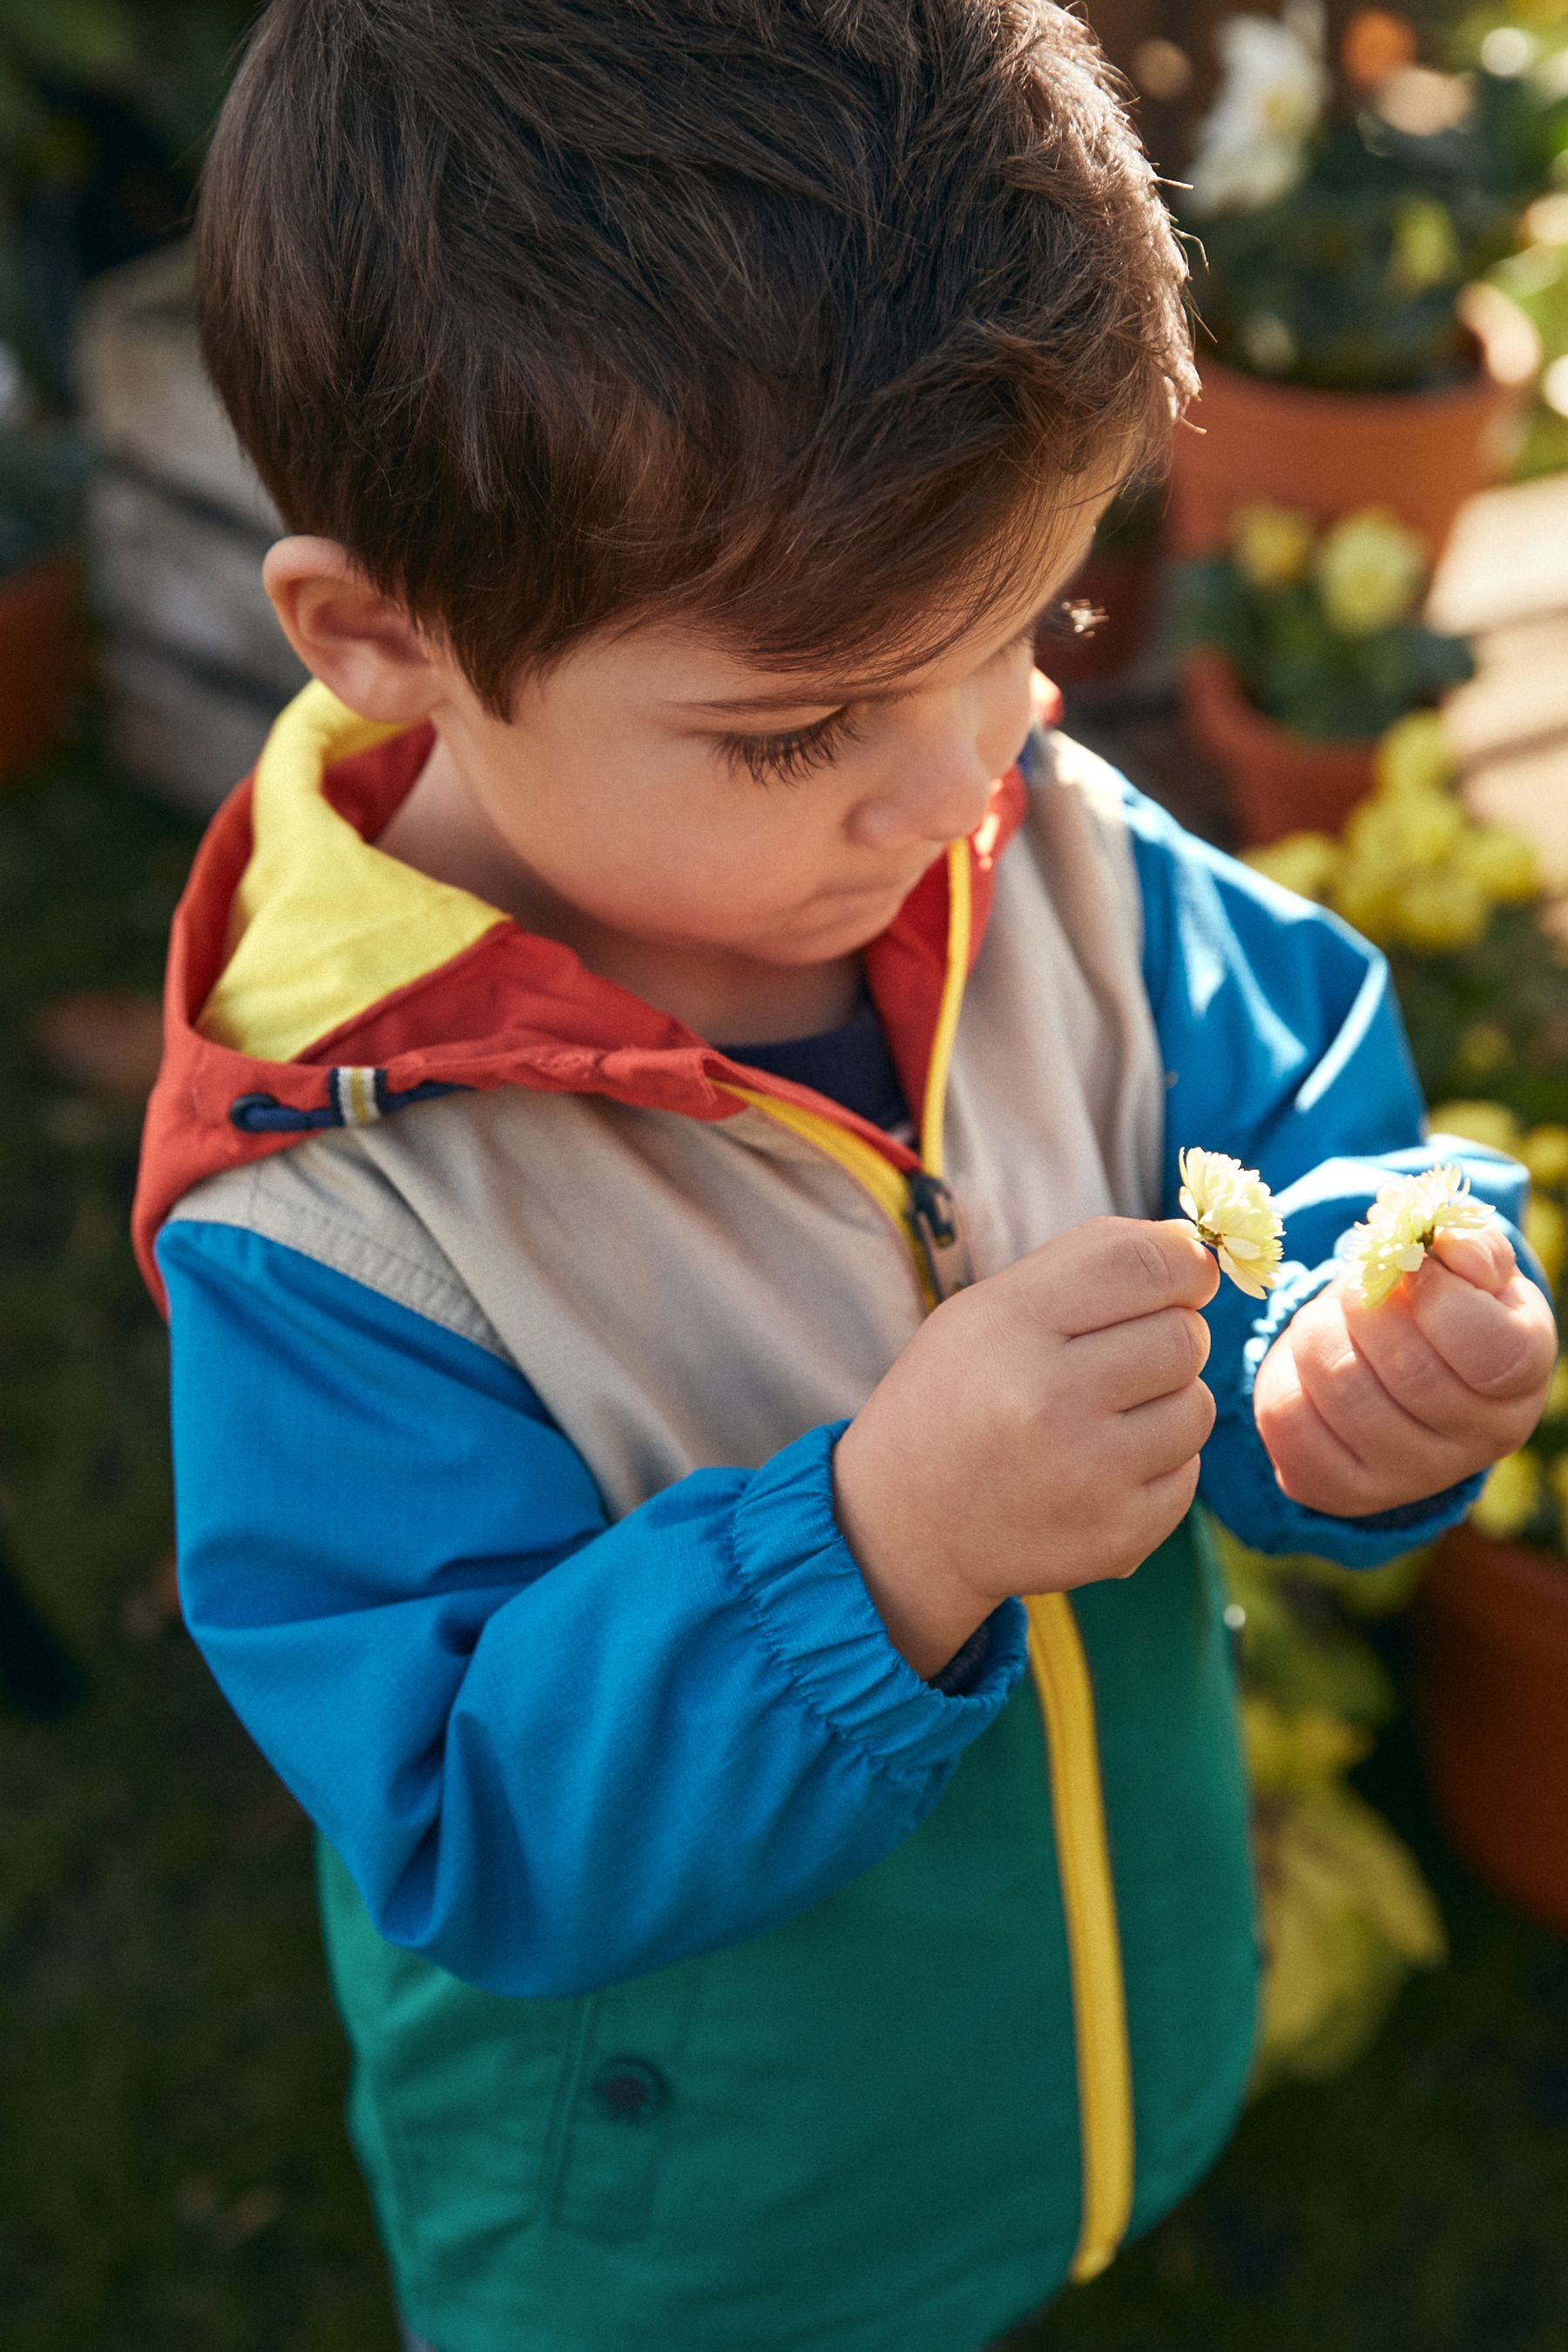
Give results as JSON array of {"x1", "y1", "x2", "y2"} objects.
[
  {"x1": 1341, "y1": 1284, "x2": 1520, "y2": 1443},
  {"x1": 1114, "y1": 1377, "x2": 1216, "y2": 1479},
  {"x1": 1028, "y1": 1217, "x2": 1218, "y2": 1340},
  {"x1": 1071, "y1": 1304, "x2": 1212, "y2": 1411},
  {"x1": 1252, "y1": 1322, "x2": 1387, "y2": 1513},
  {"x1": 1409, "y1": 1255, "x2": 1558, "y2": 1403},
  {"x1": 1429, "y1": 1221, "x2": 1515, "y2": 1294}
]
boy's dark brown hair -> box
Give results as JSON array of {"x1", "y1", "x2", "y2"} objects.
[{"x1": 199, "y1": 0, "x2": 1195, "y2": 714}]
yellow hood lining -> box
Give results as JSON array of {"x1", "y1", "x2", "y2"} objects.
[{"x1": 197, "y1": 684, "x2": 509, "y2": 1064}]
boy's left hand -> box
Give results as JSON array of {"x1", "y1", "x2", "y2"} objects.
[{"x1": 1254, "y1": 1223, "x2": 1558, "y2": 1517}]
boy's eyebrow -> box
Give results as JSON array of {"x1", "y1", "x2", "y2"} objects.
[
  {"x1": 685, "y1": 680, "x2": 897, "y2": 716},
  {"x1": 680, "y1": 607, "x2": 1051, "y2": 719}
]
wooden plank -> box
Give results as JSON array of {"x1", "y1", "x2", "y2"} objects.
[
  {"x1": 88, "y1": 470, "x2": 308, "y2": 705},
  {"x1": 1464, "y1": 736, "x2": 1568, "y2": 891},
  {"x1": 1428, "y1": 473, "x2": 1568, "y2": 637},
  {"x1": 98, "y1": 640, "x2": 283, "y2": 818},
  {"x1": 75, "y1": 242, "x2": 279, "y2": 534},
  {"x1": 1445, "y1": 610, "x2": 1568, "y2": 767}
]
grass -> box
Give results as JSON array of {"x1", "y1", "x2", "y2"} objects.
[{"x1": 1, "y1": 735, "x2": 1566, "y2": 2351}]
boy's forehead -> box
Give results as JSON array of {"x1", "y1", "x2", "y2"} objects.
[{"x1": 591, "y1": 500, "x2": 1111, "y2": 719}]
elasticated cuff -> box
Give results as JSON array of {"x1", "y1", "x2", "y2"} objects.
[{"x1": 728, "y1": 1421, "x2": 1027, "y2": 1779}]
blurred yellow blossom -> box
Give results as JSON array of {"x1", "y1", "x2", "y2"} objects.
[
  {"x1": 1456, "y1": 1021, "x2": 1511, "y2": 1079},
  {"x1": 1470, "y1": 1448, "x2": 1544, "y2": 1540},
  {"x1": 1394, "y1": 868, "x2": 1490, "y2": 951},
  {"x1": 1375, "y1": 709, "x2": 1456, "y2": 798},
  {"x1": 1523, "y1": 1125, "x2": 1568, "y2": 1191},
  {"x1": 1243, "y1": 1694, "x2": 1369, "y2": 1791},
  {"x1": 1390, "y1": 197, "x2": 1462, "y2": 293},
  {"x1": 1320, "y1": 710, "x2": 1540, "y2": 955},
  {"x1": 1179, "y1": 1146, "x2": 1285, "y2": 1297},
  {"x1": 1544, "y1": 1355, "x2": 1568, "y2": 1421},
  {"x1": 1316, "y1": 508, "x2": 1429, "y2": 636},
  {"x1": 1425, "y1": 1100, "x2": 1523, "y2": 1157},
  {"x1": 1458, "y1": 826, "x2": 1540, "y2": 905},
  {"x1": 1345, "y1": 788, "x2": 1463, "y2": 870},
  {"x1": 1244, "y1": 831, "x2": 1343, "y2": 900},
  {"x1": 1348, "y1": 1162, "x2": 1496, "y2": 1308},
  {"x1": 1525, "y1": 1193, "x2": 1565, "y2": 1290},
  {"x1": 1331, "y1": 862, "x2": 1399, "y2": 943},
  {"x1": 1231, "y1": 501, "x2": 1318, "y2": 588}
]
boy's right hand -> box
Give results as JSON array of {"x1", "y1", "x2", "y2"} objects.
[{"x1": 833, "y1": 1217, "x2": 1220, "y2": 1681}]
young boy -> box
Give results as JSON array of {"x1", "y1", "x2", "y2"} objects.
[{"x1": 135, "y1": 4, "x2": 1555, "y2": 2349}]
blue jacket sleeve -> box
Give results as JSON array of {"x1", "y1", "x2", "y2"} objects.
[
  {"x1": 157, "y1": 1220, "x2": 1026, "y2": 1998},
  {"x1": 1122, "y1": 782, "x2": 1540, "y2": 1568}
]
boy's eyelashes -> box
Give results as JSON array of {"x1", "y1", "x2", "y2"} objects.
[
  {"x1": 715, "y1": 621, "x2": 1041, "y2": 787},
  {"x1": 719, "y1": 707, "x2": 862, "y2": 787}
]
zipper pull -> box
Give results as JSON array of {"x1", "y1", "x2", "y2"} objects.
[{"x1": 907, "y1": 1171, "x2": 976, "y2": 1303}]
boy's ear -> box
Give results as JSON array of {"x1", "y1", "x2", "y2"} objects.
[{"x1": 263, "y1": 537, "x2": 448, "y2": 723}]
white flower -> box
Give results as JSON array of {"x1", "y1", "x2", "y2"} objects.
[
  {"x1": 1186, "y1": 7, "x2": 1329, "y2": 217},
  {"x1": 1179, "y1": 1146, "x2": 1286, "y2": 1298},
  {"x1": 1347, "y1": 1164, "x2": 1497, "y2": 1309}
]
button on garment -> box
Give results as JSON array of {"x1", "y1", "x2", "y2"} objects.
[{"x1": 589, "y1": 2058, "x2": 671, "y2": 2124}]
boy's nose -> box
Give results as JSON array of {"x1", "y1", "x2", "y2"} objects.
[{"x1": 846, "y1": 732, "x2": 997, "y2": 852}]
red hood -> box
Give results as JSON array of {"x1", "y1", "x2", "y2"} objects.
[{"x1": 132, "y1": 685, "x2": 1052, "y2": 1305}]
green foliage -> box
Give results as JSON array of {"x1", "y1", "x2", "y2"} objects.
[
  {"x1": 1214, "y1": 1527, "x2": 1409, "y2": 1731},
  {"x1": 0, "y1": 423, "x2": 87, "y2": 575},
  {"x1": 1487, "y1": 227, "x2": 1568, "y2": 476},
  {"x1": 1187, "y1": 51, "x2": 1568, "y2": 392},
  {"x1": 1389, "y1": 900, "x2": 1568, "y2": 1124},
  {"x1": 0, "y1": 0, "x2": 257, "y2": 371},
  {"x1": 1171, "y1": 555, "x2": 1473, "y2": 739}
]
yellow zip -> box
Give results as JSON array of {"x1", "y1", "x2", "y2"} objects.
[
  {"x1": 1026, "y1": 1593, "x2": 1135, "y2": 2279},
  {"x1": 724, "y1": 835, "x2": 1135, "y2": 2284},
  {"x1": 919, "y1": 839, "x2": 970, "y2": 1178}
]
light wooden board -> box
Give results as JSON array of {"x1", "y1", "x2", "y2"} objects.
[
  {"x1": 89, "y1": 470, "x2": 306, "y2": 705},
  {"x1": 76, "y1": 243, "x2": 279, "y2": 533},
  {"x1": 98, "y1": 641, "x2": 282, "y2": 818}
]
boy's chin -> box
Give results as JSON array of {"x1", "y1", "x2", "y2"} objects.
[
  {"x1": 787, "y1": 877, "x2": 930, "y2": 956},
  {"x1": 768, "y1": 906, "x2": 904, "y2": 963}
]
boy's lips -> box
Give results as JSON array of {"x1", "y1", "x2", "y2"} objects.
[{"x1": 819, "y1": 860, "x2": 938, "y2": 904}]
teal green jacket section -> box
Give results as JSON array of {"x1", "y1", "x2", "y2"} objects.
[{"x1": 318, "y1": 1516, "x2": 1258, "y2": 2352}]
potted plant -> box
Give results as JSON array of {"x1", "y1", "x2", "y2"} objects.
[
  {"x1": 1173, "y1": 501, "x2": 1475, "y2": 842},
  {"x1": 1411, "y1": 1098, "x2": 1568, "y2": 1935},
  {"x1": 0, "y1": 0, "x2": 260, "y2": 391},
  {"x1": 0, "y1": 422, "x2": 86, "y2": 779},
  {"x1": 1416, "y1": 1409, "x2": 1568, "y2": 1935},
  {"x1": 1213, "y1": 1524, "x2": 1448, "y2": 2093},
  {"x1": 1169, "y1": 3, "x2": 1561, "y2": 557},
  {"x1": 1245, "y1": 721, "x2": 1568, "y2": 1934},
  {"x1": 1482, "y1": 191, "x2": 1568, "y2": 478}
]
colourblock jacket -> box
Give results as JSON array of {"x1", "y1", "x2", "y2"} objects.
[{"x1": 137, "y1": 681, "x2": 1529, "y2": 2352}]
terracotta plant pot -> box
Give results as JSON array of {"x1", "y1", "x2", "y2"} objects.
[
  {"x1": 1179, "y1": 650, "x2": 1377, "y2": 848},
  {"x1": 1416, "y1": 1524, "x2": 1568, "y2": 1936},
  {"x1": 1167, "y1": 354, "x2": 1528, "y2": 564},
  {"x1": 0, "y1": 557, "x2": 81, "y2": 781}
]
